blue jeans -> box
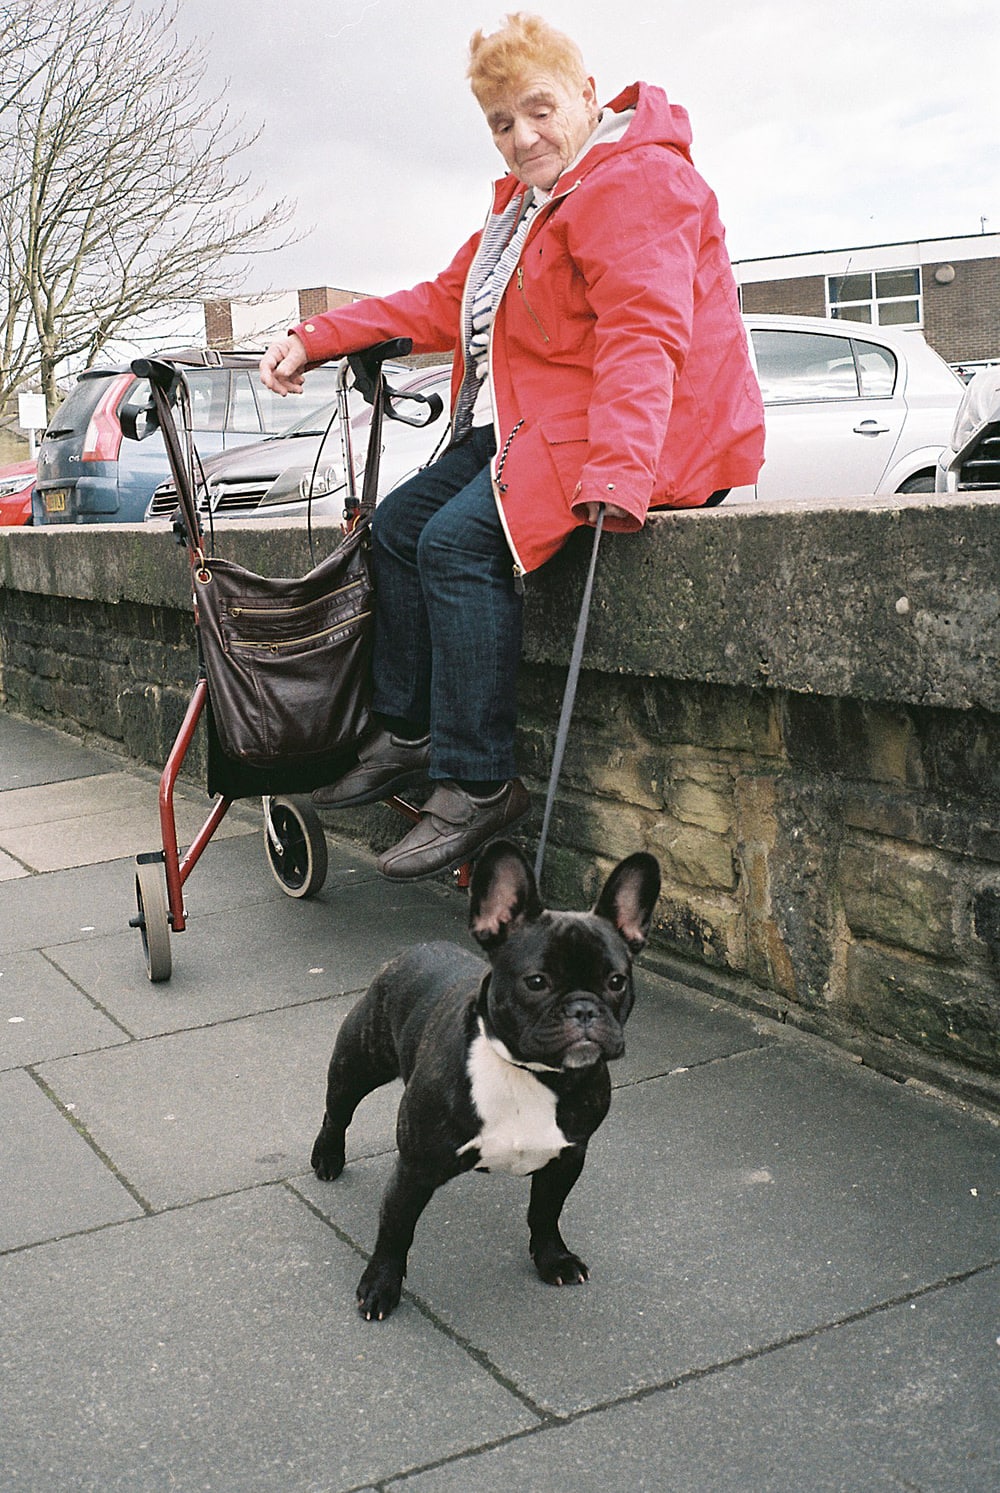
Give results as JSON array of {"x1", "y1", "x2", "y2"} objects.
[{"x1": 370, "y1": 424, "x2": 523, "y2": 781}]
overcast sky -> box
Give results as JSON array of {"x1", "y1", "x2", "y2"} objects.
[{"x1": 171, "y1": 0, "x2": 998, "y2": 299}]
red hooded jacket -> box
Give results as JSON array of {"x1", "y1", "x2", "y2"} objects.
[{"x1": 292, "y1": 83, "x2": 765, "y2": 575}]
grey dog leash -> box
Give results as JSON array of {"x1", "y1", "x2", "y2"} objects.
[{"x1": 533, "y1": 504, "x2": 605, "y2": 887}]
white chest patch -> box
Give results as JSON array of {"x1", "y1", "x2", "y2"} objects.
[{"x1": 458, "y1": 1029, "x2": 568, "y2": 1176}]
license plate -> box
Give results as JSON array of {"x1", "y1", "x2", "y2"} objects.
[{"x1": 43, "y1": 489, "x2": 68, "y2": 514}]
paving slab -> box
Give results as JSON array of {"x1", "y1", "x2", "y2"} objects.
[
  {"x1": 298, "y1": 1042, "x2": 1000, "y2": 1417},
  {"x1": 36, "y1": 998, "x2": 402, "y2": 1209},
  {"x1": 0, "y1": 770, "x2": 258, "y2": 872},
  {"x1": 3, "y1": 709, "x2": 999, "y2": 1493},
  {"x1": 0, "y1": 1068, "x2": 144, "y2": 1251},
  {"x1": 0, "y1": 829, "x2": 347, "y2": 958},
  {"x1": 48, "y1": 860, "x2": 472, "y2": 1037},
  {"x1": 0, "y1": 846, "x2": 28, "y2": 882},
  {"x1": 0, "y1": 713, "x2": 121, "y2": 790},
  {"x1": 0, "y1": 948, "x2": 129, "y2": 1070},
  {"x1": 0, "y1": 1187, "x2": 538, "y2": 1492},
  {"x1": 0, "y1": 853, "x2": 165, "y2": 956},
  {"x1": 30, "y1": 967, "x2": 750, "y2": 1212},
  {"x1": 393, "y1": 1265, "x2": 1000, "y2": 1493}
]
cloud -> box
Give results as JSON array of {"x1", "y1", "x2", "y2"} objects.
[{"x1": 169, "y1": 0, "x2": 1000, "y2": 292}]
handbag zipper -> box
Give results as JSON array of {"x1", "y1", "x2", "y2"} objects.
[
  {"x1": 230, "y1": 578, "x2": 364, "y2": 619},
  {"x1": 230, "y1": 611, "x2": 371, "y2": 653}
]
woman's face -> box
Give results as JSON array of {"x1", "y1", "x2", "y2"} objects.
[{"x1": 484, "y1": 72, "x2": 599, "y2": 191}]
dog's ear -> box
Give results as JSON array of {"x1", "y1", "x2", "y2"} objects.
[
  {"x1": 593, "y1": 852, "x2": 661, "y2": 954},
  {"x1": 469, "y1": 840, "x2": 543, "y2": 950}
]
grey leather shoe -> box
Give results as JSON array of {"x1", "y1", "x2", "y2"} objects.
[
  {"x1": 312, "y1": 727, "x2": 431, "y2": 808},
  {"x1": 377, "y1": 779, "x2": 530, "y2": 880}
]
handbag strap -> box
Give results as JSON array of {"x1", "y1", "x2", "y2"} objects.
[{"x1": 533, "y1": 505, "x2": 605, "y2": 887}]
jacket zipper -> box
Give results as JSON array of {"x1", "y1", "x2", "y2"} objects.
[
  {"x1": 516, "y1": 267, "x2": 549, "y2": 342},
  {"x1": 230, "y1": 611, "x2": 371, "y2": 653},
  {"x1": 487, "y1": 176, "x2": 581, "y2": 586}
]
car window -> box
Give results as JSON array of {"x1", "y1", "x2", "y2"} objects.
[
  {"x1": 252, "y1": 366, "x2": 345, "y2": 436},
  {"x1": 186, "y1": 369, "x2": 230, "y2": 432},
  {"x1": 751, "y1": 330, "x2": 860, "y2": 403},
  {"x1": 229, "y1": 370, "x2": 264, "y2": 433},
  {"x1": 750, "y1": 329, "x2": 900, "y2": 405},
  {"x1": 853, "y1": 339, "x2": 897, "y2": 397}
]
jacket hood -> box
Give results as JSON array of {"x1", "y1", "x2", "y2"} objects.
[
  {"x1": 600, "y1": 81, "x2": 693, "y2": 165},
  {"x1": 489, "y1": 81, "x2": 694, "y2": 212}
]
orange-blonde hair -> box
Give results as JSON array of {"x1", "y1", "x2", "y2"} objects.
[{"x1": 467, "y1": 12, "x2": 589, "y2": 107}]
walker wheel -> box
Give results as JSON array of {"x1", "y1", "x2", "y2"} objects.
[
  {"x1": 263, "y1": 795, "x2": 328, "y2": 898},
  {"x1": 134, "y1": 859, "x2": 172, "y2": 983}
]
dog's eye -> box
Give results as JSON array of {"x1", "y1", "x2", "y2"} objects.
[
  {"x1": 523, "y1": 973, "x2": 550, "y2": 993},
  {"x1": 606, "y1": 973, "x2": 628, "y2": 995}
]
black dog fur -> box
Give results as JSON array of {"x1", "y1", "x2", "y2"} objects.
[{"x1": 310, "y1": 839, "x2": 661, "y2": 1320}]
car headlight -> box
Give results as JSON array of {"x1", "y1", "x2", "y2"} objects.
[
  {"x1": 0, "y1": 473, "x2": 30, "y2": 498},
  {"x1": 259, "y1": 463, "x2": 347, "y2": 506}
]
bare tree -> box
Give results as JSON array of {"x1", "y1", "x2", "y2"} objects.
[{"x1": 1, "y1": 0, "x2": 296, "y2": 413}]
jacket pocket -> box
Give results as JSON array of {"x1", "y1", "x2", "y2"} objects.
[{"x1": 541, "y1": 411, "x2": 590, "y2": 502}]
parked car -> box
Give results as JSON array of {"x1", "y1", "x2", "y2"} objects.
[
  {"x1": 0, "y1": 459, "x2": 36, "y2": 525},
  {"x1": 145, "y1": 363, "x2": 449, "y2": 522},
  {"x1": 730, "y1": 315, "x2": 965, "y2": 502},
  {"x1": 32, "y1": 349, "x2": 346, "y2": 526},
  {"x1": 934, "y1": 364, "x2": 1000, "y2": 494},
  {"x1": 146, "y1": 315, "x2": 964, "y2": 523}
]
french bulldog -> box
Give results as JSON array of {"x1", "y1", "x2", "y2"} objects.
[{"x1": 310, "y1": 838, "x2": 661, "y2": 1321}]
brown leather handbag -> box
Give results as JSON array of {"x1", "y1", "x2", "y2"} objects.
[
  {"x1": 193, "y1": 520, "x2": 373, "y2": 768},
  {"x1": 135, "y1": 348, "x2": 402, "y2": 772}
]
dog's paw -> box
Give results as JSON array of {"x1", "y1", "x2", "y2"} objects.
[
  {"x1": 532, "y1": 1245, "x2": 590, "y2": 1287},
  {"x1": 310, "y1": 1124, "x2": 346, "y2": 1182},
  {"x1": 356, "y1": 1259, "x2": 404, "y2": 1321}
]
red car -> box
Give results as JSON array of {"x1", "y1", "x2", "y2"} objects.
[{"x1": 0, "y1": 459, "x2": 35, "y2": 525}]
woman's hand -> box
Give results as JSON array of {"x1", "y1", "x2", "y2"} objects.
[
  {"x1": 580, "y1": 501, "x2": 632, "y2": 524},
  {"x1": 259, "y1": 334, "x2": 308, "y2": 395}
]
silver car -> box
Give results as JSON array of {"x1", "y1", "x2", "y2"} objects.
[
  {"x1": 147, "y1": 316, "x2": 965, "y2": 521},
  {"x1": 731, "y1": 315, "x2": 965, "y2": 503},
  {"x1": 146, "y1": 364, "x2": 449, "y2": 523},
  {"x1": 934, "y1": 364, "x2": 1000, "y2": 494}
]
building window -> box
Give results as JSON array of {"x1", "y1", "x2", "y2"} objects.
[{"x1": 826, "y1": 268, "x2": 922, "y2": 328}]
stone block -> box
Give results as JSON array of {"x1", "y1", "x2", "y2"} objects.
[
  {"x1": 666, "y1": 753, "x2": 735, "y2": 834},
  {"x1": 844, "y1": 942, "x2": 1000, "y2": 1072},
  {"x1": 632, "y1": 678, "x2": 781, "y2": 757},
  {"x1": 735, "y1": 772, "x2": 842, "y2": 1009},
  {"x1": 650, "y1": 818, "x2": 736, "y2": 892},
  {"x1": 840, "y1": 839, "x2": 957, "y2": 958},
  {"x1": 780, "y1": 695, "x2": 925, "y2": 788},
  {"x1": 541, "y1": 792, "x2": 652, "y2": 866},
  {"x1": 653, "y1": 884, "x2": 745, "y2": 971}
]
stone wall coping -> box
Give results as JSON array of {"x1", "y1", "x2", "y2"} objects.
[{"x1": 3, "y1": 493, "x2": 999, "y2": 712}]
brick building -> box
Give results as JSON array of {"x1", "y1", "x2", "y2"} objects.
[
  {"x1": 203, "y1": 287, "x2": 364, "y2": 350},
  {"x1": 734, "y1": 232, "x2": 1000, "y2": 371},
  {"x1": 202, "y1": 286, "x2": 451, "y2": 368}
]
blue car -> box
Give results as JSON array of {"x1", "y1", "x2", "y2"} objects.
[{"x1": 32, "y1": 349, "x2": 343, "y2": 525}]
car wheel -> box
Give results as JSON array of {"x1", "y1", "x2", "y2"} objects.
[{"x1": 896, "y1": 472, "x2": 935, "y2": 494}]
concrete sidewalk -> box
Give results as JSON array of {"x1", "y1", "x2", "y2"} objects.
[{"x1": 1, "y1": 709, "x2": 997, "y2": 1493}]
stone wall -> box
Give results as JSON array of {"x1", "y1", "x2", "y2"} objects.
[{"x1": 2, "y1": 497, "x2": 999, "y2": 1109}]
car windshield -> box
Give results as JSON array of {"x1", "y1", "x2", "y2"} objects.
[{"x1": 280, "y1": 400, "x2": 340, "y2": 438}]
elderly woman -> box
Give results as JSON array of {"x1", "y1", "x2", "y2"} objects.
[{"x1": 260, "y1": 11, "x2": 765, "y2": 880}]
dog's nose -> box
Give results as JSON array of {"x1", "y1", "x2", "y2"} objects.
[{"x1": 563, "y1": 996, "x2": 600, "y2": 1026}]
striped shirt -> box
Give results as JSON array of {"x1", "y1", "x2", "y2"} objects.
[{"x1": 454, "y1": 107, "x2": 636, "y2": 437}]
